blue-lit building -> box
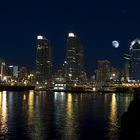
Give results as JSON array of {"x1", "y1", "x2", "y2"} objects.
[{"x1": 129, "y1": 39, "x2": 140, "y2": 81}]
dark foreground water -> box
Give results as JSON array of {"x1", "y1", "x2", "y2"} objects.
[{"x1": 0, "y1": 91, "x2": 133, "y2": 140}]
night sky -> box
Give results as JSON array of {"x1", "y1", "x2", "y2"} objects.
[{"x1": 0, "y1": 0, "x2": 140, "y2": 75}]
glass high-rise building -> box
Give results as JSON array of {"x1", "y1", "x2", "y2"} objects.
[
  {"x1": 36, "y1": 35, "x2": 52, "y2": 84},
  {"x1": 129, "y1": 39, "x2": 140, "y2": 81},
  {"x1": 66, "y1": 33, "x2": 84, "y2": 83}
]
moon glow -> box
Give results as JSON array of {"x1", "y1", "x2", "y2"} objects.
[{"x1": 112, "y1": 40, "x2": 119, "y2": 48}]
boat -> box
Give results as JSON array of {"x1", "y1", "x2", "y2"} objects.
[{"x1": 98, "y1": 85, "x2": 116, "y2": 92}]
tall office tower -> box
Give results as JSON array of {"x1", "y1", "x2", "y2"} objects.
[
  {"x1": 97, "y1": 60, "x2": 110, "y2": 82},
  {"x1": 36, "y1": 35, "x2": 52, "y2": 84},
  {"x1": 129, "y1": 39, "x2": 140, "y2": 81},
  {"x1": 124, "y1": 53, "x2": 131, "y2": 81},
  {"x1": 0, "y1": 59, "x2": 7, "y2": 81},
  {"x1": 66, "y1": 33, "x2": 84, "y2": 83}
]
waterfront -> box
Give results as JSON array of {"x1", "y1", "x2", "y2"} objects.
[{"x1": 0, "y1": 91, "x2": 133, "y2": 140}]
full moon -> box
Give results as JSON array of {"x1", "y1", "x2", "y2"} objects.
[{"x1": 112, "y1": 40, "x2": 119, "y2": 48}]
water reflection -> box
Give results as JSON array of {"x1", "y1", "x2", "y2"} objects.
[
  {"x1": 26, "y1": 91, "x2": 45, "y2": 139},
  {"x1": 67, "y1": 93, "x2": 73, "y2": 119},
  {"x1": 54, "y1": 92, "x2": 79, "y2": 139},
  {"x1": 0, "y1": 91, "x2": 8, "y2": 135},
  {"x1": 123, "y1": 94, "x2": 134, "y2": 111},
  {"x1": 23, "y1": 94, "x2": 26, "y2": 101},
  {"x1": 107, "y1": 93, "x2": 134, "y2": 140},
  {"x1": 107, "y1": 93, "x2": 118, "y2": 140},
  {"x1": 62, "y1": 93, "x2": 79, "y2": 140},
  {"x1": 54, "y1": 92, "x2": 65, "y2": 103},
  {"x1": 0, "y1": 91, "x2": 135, "y2": 140},
  {"x1": 28, "y1": 91, "x2": 34, "y2": 121},
  {"x1": 110, "y1": 94, "x2": 117, "y2": 126}
]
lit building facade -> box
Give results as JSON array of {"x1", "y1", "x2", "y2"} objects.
[
  {"x1": 66, "y1": 33, "x2": 84, "y2": 83},
  {"x1": 110, "y1": 67, "x2": 120, "y2": 81},
  {"x1": 124, "y1": 53, "x2": 131, "y2": 81},
  {"x1": 0, "y1": 59, "x2": 7, "y2": 81},
  {"x1": 129, "y1": 39, "x2": 140, "y2": 81},
  {"x1": 36, "y1": 35, "x2": 52, "y2": 84},
  {"x1": 96, "y1": 60, "x2": 110, "y2": 82}
]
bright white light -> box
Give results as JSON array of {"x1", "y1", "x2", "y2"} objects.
[
  {"x1": 112, "y1": 40, "x2": 119, "y2": 48},
  {"x1": 74, "y1": 83, "x2": 77, "y2": 86},
  {"x1": 130, "y1": 39, "x2": 140, "y2": 50},
  {"x1": 112, "y1": 73, "x2": 116, "y2": 77},
  {"x1": 68, "y1": 33, "x2": 75, "y2": 37},
  {"x1": 93, "y1": 88, "x2": 96, "y2": 91},
  {"x1": 68, "y1": 74, "x2": 72, "y2": 77},
  {"x1": 37, "y1": 35, "x2": 43, "y2": 39},
  {"x1": 9, "y1": 65, "x2": 13, "y2": 68},
  {"x1": 3, "y1": 76, "x2": 7, "y2": 81}
]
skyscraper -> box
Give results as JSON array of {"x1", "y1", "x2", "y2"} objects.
[
  {"x1": 124, "y1": 53, "x2": 131, "y2": 81},
  {"x1": 129, "y1": 39, "x2": 140, "y2": 81},
  {"x1": 96, "y1": 60, "x2": 110, "y2": 82},
  {"x1": 66, "y1": 33, "x2": 84, "y2": 83},
  {"x1": 36, "y1": 35, "x2": 52, "y2": 84},
  {"x1": 0, "y1": 59, "x2": 6, "y2": 81}
]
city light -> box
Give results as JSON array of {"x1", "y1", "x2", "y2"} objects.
[
  {"x1": 112, "y1": 73, "x2": 116, "y2": 77},
  {"x1": 130, "y1": 39, "x2": 140, "y2": 50},
  {"x1": 9, "y1": 65, "x2": 13, "y2": 68},
  {"x1": 37, "y1": 35, "x2": 43, "y2": 40},
  {"x1": 68, "y1": 74, "x2": 72, "y2": 77},
  {"x1": 0, "y1": 32, "x2": 140, "y2": 94},
  {"x1": 68, "y1": 33, "x2": 75, "y2": 37}
]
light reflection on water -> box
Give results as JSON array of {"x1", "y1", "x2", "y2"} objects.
[
  {"x1": 28, "y1": 91, "x2": 34, "y2": 122},
  {"x1": 0, "y1": 91, "x2": 134, "y2": 140},
  {"x1": 107, "y1": 93, "x2": 118, "y2": 139},
  {"x1": 0, "y1": 91, "x2": 8, "y2": 137},
  {"x1": 64, "y1": 93, "x2": 77, "y2": 139},
  {"x1": 107, "y1": 93, "x2": 133, "y2": 140}
]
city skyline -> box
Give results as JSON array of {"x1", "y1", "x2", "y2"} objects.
[
  {"x1": 0, "y1": 1, "x2": 140, "y2": 139},
  {"x1": 1, "y1": 33, "x2": 140, "y2": 76},
  {"x1": 0, "y1": 0, "x2": 140, "y2": 75}
]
